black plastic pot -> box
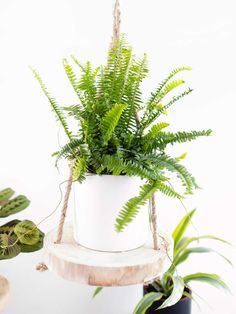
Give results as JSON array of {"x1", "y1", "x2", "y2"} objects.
[{"x1": 143, "y1": 286, "x2": 192, "y2": 314}]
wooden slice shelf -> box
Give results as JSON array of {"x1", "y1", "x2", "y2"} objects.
[
  {"x1": 0, "y1": 275, "x2": 9, "y2": 312},
  {"x1": 44, "y1": 224, "x2": 173, "y2": 287}
]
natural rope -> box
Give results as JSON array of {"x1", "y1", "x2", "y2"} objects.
[
  {"x1": 111, "y1": 0, "x2": 121, "y2": 46},
  {"x1": 151, "y1": 194, "x2": 159, "y2": 250},
  {"x1": 55, "y1": 166, "x2": 74, "y2": 244}
]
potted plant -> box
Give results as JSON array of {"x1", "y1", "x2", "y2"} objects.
[
  {"x1": 0, "y1": 187, "x2": 44, "y2": 311},
  {"x1": 133, "y1": 209, "x2": 231, "y2": 314},
  {"x1": 0, "y1": 187, "x2": 44, "y2": 260},
  {"x1": 31, "y1": 37, "x2": 211, "y2": 252}
]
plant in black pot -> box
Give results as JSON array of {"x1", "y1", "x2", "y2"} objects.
[{"x1": 133, "y1": 209, "x2": 231, "y2": 314}]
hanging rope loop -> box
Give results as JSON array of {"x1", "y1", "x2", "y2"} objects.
[
  {"x1": 55, "y1": 163, "x2": 74, "y2": 244},
  {"x1": 150, "y1": 194, "x2": 159, "y2": 250},
  {"x1": 111, "y1": 0, "x2": 121, "y2": 46}
]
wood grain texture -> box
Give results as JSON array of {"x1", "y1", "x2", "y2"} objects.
[
  {"x1": 0, "y1": 275, "x2": 9, "y2": 312},
  {"x1": 44, "y1": 225, "x2": 172, "y2": 286}
]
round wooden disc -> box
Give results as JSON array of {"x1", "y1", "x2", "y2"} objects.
[
  {"x1": 0, "y1": 275, "x2": 9, "y2": 312},
  {"x1": 44, "y1": 224, "x2": 172, "y2": 287}
]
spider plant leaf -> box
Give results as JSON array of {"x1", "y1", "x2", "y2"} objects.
[
  {"x1": 133, "y1": 292, "x2": 163, "y2": 314},
  {"x1": 174, "y1": 247, "x2": 232, "y2": 267},
  {"x1": 176, "y1": 235, "x2": 232, "y2": 256},
  {"x1": 92, "y1": 287, "x2": 103, "y2": 298},
  {"x1": 172, "y1": 209, "x2": 196, "y2": 250},
  {"x1": 158, "y1": 275, "x2": 184, "y2": 309},
  {"x1": 183, "y1": 273, "x2": 230, "y2": 291}
]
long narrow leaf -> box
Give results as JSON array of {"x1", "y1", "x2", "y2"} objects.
[
  {"x1": 172, "y1": 209, "x2": 196, "y2": 249},
  {"x1": 174, "y1": 247, "x2": 232, "y2": 267},
  {"x1": 158, "y1": 275, "x2": 184, "y2": 309},
  {"x1": 183, "y1": 273, "x2": 230, "y2": 291},
  {"x1": 92, "y1": 287, "x2": 103, "y2": 298},
  {"x1": 133, "y1": 292, "x2": 163, "y2": 314}
]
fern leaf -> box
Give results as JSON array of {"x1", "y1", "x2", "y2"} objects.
[
  {"x1": 148, "y1": 66, "x2": 191, "y2": 105},
  {"x1": 143, "y1": 122, "x2": 170, "y2": 144},
  {"x1": 99, "y1": 155, "x2": 163, "y2": 180},
  {"x1": 31, "y1": 67, "x2": 73, "y2": 141},
  {"x1": 146, "y1": 129, "x2": 212, "y2": 152},
  {"x1": 115, "y1": 181, "x2": 161, "y2": 232},
  {"x1": 72, "y1": 158, "x2": 87, "y2": 182},
  {"x1": 141, "y1": 88, "x2": 193, "y2": 130},
  {"x1": 63, "y1": 59, "x2": 86, "y2": 106},
  {"x1": 157, "y1": 182, "x2": 183, "y2": 198},
  {"x1": 56, "y1": 139, "x2": 83, "y2": 160},
  {"x1": 100, "y1": 104, "x2": 127, "y2": 144},
  {"x1": 157, "y1": 154, "x2": 198, "y2": 194}
]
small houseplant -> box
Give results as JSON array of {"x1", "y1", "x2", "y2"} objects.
[
  {"x1": 0, "y1": 187, "x2": 44, "y2": 310},
  {"x1": 0, "y1": 187, "x2": 44, "y2": 260},
  {"x1": 133, "y1": 209, "x2": 230, "y2": 314},
  {"x1": 32, "y1": 37, "x2": 211, "y2": 251}
]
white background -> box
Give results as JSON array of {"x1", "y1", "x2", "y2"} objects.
[{"x1": 0, "y1": 0, "x2": 236, "y2": 313}]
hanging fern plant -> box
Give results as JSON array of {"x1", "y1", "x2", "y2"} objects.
[{"x1": 32, "y1": 36, "x2": 211, "y2": 232}]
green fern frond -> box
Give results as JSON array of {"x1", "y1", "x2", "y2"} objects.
[
  {"x1": 99, "y1": 155, "x2": 163, "y2": 180},
  {"x1": 143, "y1": 122, "x2": 170, "y2": 144},
  {"x1": 148, "y1": 80, "x2": 185, "y2": 112},
  {"x1": 145, "y1": 129, "x2": 212, "y2": 152},
  {"x1": 56, "y1": 139, "x2": 83, "y2": 160},
  {"x1": 148, "y1": 66, "x2": 191, "y2": 105},
  {"x1": 31, "y1": 67, "x2": 73, "y2": 141},
  {"x1": 100, "y1": 104, "x2": 127, "y2": 144},
  {"x1": 141, "y1": 88, "x2": 193, "y2": 130},
  {"x1": 115, "y1": 181, "x2": 160, "y2": 232},
  {"x1": 120, "y1": 54, "x2": 148, "y2": 131},
  {"x1": 157, "y1": 182, "x2": 183, "y2": 198},
  {"x1": 156, "y1": 154, "x2": 198, "y2": 194},
  {"x1": 72, "y1": 158, "x2": 87, "y2": 182},
  {"x1": 63, "y1": 59, "x2": 86, "y2": 107}
]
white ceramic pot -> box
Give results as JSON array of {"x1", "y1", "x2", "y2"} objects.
[{"x1": 73, "y1": 175, "x2": 149, "y2": 252}]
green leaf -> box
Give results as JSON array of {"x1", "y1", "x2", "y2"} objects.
[
  {"x1": 157, "y1": 79, "x2": 185, "y2": 100},
  {"x1": 72, "y1": 157, "x2": 87, "y2": 182},
  {"x1": 0, "y1": 234, "x2": 21, "y2": 260},
  {"x1": 158, "y1": 275, "x2": 184, "y2": 309},
  {"x1": 31, "y1": 67, "x2": 73, "y2": 141},
  {"x1": 14, "y1": 220, "x2": 40, "y2": 245},
  {"x1": 143, "y1": 122, "x2": 170, "y2": 144},
  {"x1": 115, "y1": 181, "x2": 160, "y2": 232},
  {"x1": 100, "y1": 103, "x2": 127, "y2": 144},
  {"x1": 0, "y1": 188, "x2": 14, "y2": 203},
  {"x1": 174, "y1": 246, "x2": 232, "y2": 267},
  {"x1": 183, "y1": 273, "x2": 230, "y2": 291},
  {"x1": 147, "y1": 67, "x2": 191, "y2": 106},
  {"x1": 174, "y1": 235, "x2": 232, "y2": 264},
  {"x1": 176, "y1": 235, "x2": 232, "y2": 256},
  {"x1": 0, "y1": 196, "x2": 30, "y2": 218},
  {"x1": 19, "y1": 230, "x2": 44, "y2": 253},
  {"x1": 92, "y1": 287, "x2": 103, "y2": 298},
  {"x1": 133, "y1": 292, "x2": 163, "y2": 314},
  {"x1": 157, "y1": 155, "x2": 198, "y2": 194},
  {"x1": 172, "y1": 209, "x2": 196, "y2": 250}
]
